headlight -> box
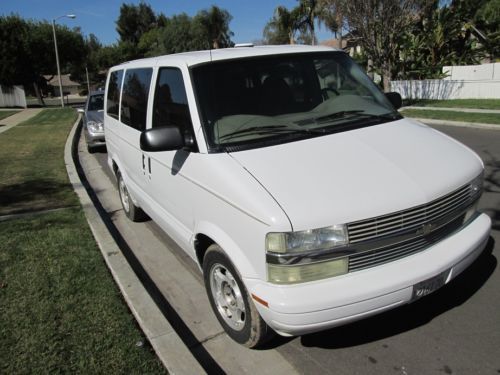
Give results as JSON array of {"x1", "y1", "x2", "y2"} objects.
[
  {"x1": 266, "y1": 224, "x2": 348, "y2": 254},
  {"x1": 87, "y1": 121, "x2": 104, "y2": 133}
]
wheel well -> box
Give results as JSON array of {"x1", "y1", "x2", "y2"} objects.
[
  {"x1": 194, "y1": 234, "x2": 215, "y2": 267},
  {"x1": 112, "y1": 160, "x2": 119, "y2": 176}
]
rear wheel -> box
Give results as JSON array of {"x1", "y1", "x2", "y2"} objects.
[
  {"x1": 117, "y1": 171, "x2": 146, "y2": 222},
  {"x1": 203, "y1": 244, "x2": 271, "y2": 348}
]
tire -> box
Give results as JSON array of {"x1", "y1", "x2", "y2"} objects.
[
  {"x1": 203, "y1": 244, "x2": 271, "y2": 348},
  {"x1": 116, "y1": 171, "x2": 146, "y2": 222}
]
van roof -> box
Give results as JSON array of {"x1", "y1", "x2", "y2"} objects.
[{"x1": 112, "y1": 45, "x2": 339, "y2": 69}]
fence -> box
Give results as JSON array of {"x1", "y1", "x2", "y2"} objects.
[
  {"x1": 391, "y1": 62, "x2": 500, "y2": 100},
  {"x1": 0, "y1": 85, "x2": 27, "y2": 108}
]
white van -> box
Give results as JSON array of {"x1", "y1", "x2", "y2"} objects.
[{"x1": 104, "y1": 45, "x2": 491, "y2": 348}]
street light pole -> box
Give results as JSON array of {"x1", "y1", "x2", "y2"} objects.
[{"x1": 52, "y1": 14, "x2": 76, "y2": 108}]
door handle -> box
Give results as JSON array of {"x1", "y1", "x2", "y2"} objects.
[
  {"x1": 142, "y1": 154, "x2": 146, "y2": 170},
  {"x1": 148, "y1": 157, "x2": 151, "y2": 174}
]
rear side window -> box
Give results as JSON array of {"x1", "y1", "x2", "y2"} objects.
[
  {"x1": 121, "y1": 68, "x2": 153, "y2": 131},
  {"x1": 106, "y1": 70, "x2": 123, "y2": 119},
  {"x1": 152, "y1": 68, "x2": 192, "y2": 130}
]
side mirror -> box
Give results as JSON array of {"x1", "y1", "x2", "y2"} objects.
[
  {"x1": 77, "y1": 108, "x2": 84, "y2": 114},
  {"x1": 140, "y1": 126, "x2": 187, "y2": 152},
  {"x1": 385, "y1": 92, "x2": 402, "y2": 110}
]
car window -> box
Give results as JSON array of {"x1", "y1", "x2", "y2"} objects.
[
  {"x1": 106, "y1": 70, "x2": 123, "y2": 119},
  {"x1": 88, "y1": 94, "x2": 104, "y2": 111},
  {"x1": 121, "y1": 68, "x2": 153, "y2": 131},
  {"x1": 152, "y1": 68, "x2": 193, "y2": 130}
]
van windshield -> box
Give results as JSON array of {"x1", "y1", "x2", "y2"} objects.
[{"x1": 192, "y1": 52, "x2": 401, "y2": 152}]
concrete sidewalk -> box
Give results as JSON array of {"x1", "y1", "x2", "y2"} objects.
[
  {"x1": 402, "y1": 106, "x2": 500, "y2": 114},
  {"x1": 0, "y1": 108, "x2": 44, "y2": 134}
]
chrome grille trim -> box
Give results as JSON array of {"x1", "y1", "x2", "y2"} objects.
[
  {"x1": 348, "y1": 214, "x2": 466, "y2": 271},
  {"x1": 347, "y1": 183, "x2": 476, "y2": 244}
]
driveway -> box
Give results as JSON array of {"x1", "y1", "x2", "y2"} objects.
[{"x1": 86, "y1": 124, "x2": 500, "y2": 374}]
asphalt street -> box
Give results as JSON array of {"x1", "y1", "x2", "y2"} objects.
[{"x1": 91, "y1": 123, "x2": 500, "y2": 374}]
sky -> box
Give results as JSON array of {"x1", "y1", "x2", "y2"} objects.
[{"x1": 0, "y1": 0, "x2": 334, "y2": 45}]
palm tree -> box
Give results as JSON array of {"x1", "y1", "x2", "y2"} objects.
[
  {"x1": 196, "y1": 6, "x2": 234, "y2": 49},
  {"x1": 263, "y1": 6, "x2": 303, "y2": 44}
]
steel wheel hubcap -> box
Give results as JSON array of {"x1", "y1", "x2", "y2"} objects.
[
  {"x1": 210, "y1": 264, "x2": 246, "y2": 331},
  {"x1": 119, "y1": 178, "x2": 130, "y2": 213}
]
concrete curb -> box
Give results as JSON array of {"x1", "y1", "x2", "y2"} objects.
[
  {"x1": 405, "y1": 117, "x2": 500, "y2": 130},
  {"x1": 64, "y1": 117, "x2": 205, "y2": 374}
]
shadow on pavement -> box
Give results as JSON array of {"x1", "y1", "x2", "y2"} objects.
[{"x1": 297, "y1": 237, "x2": 496, "y2": 349}]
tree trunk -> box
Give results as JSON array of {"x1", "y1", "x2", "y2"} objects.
[
  {"x1": 382, "y1": 67, "x2": 391, "y2": 92},
  {"x1": 32, "y1": 81, "x2": 45, "y2": 107},
  {"x1": 367, "y1": 58, "x2": 374, "y2": 80}
]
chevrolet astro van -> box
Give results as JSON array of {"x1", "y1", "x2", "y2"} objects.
[{"x1": 104, "y1": 45, "x2": 491, "y2": 348}]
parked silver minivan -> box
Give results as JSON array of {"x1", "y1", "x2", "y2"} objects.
[{"x1": 104, "y1": 45, "x2": 491, "y2": 348}]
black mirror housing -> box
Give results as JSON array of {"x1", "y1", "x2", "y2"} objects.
[
  {"x1": 385, "y1": 92, "x2": 402, "y2": 110},
  {"x1": 140, "y1": 126, "x2": 185, "y2": 152}
]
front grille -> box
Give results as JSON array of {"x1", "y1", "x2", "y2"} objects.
[
  {"x1": 347, "y1": 183, "x2": 475, "y2": 244},
  {"x1": 348, "y1": 214, "x2": 465, "y2": 271},
  {"x1": 345, "y1": 180, "x2": 482, "y2": 271}
]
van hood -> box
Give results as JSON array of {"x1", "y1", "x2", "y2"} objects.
[{"x1": 229, "y1": 119, "x2": 483, "y2": 231}]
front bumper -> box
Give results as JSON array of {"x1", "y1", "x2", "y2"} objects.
[
  {"x1": 84, "y1": 129, "x2": 105, "y2": 146},
  {"x1": 245, "y1": 213, "x2": 491, "y2": 336}
]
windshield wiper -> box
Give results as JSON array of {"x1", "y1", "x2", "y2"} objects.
[
  {"x1": 219, "y1": 125, "x2": 324, "y2": 141},
  {"x1": 314, "y1": 110, "x2": 365, "y2": 123},
  {"x1": 314, "y1": 110, "x2": 401, "y2": 124}
]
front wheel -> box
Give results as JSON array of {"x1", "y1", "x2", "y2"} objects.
[
  {"x1": 117, "y1": 171, "x2": 146, "y2": 222},
  {"x1": 203, "y1": 244, "x2": 272, "y2": 348}
]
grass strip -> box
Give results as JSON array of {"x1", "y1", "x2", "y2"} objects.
[
  {"x1": 404, "y1": 99, "x2": 500, "y2": 110},
  {"x1": 401, "y1": 109, "x2": 500, "y2": 125},
  {"x1": 0, "y1": 108, "x2": 165, "y2": 373},
  {"x1": 0, "y1": 111, "x2": 20, "y2": 122},
  {"x1": 0, "y1": 109, "x2": 80, "y2": 216},
  {"x1": 0, "y1": 209, "x2": 164, "y2": 373}
]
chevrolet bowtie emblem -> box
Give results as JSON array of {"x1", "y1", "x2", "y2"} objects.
[{"x1": 421, "y1": 223, "x2": 434, "y2": 235}]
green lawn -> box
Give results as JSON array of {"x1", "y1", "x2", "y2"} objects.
[
  {"x1": 0, "y1": 110, "x2": 20, "y2": 122},
  {"x1": 0, "y1": 108, "x2": 165, "y2": 373},
  {"x1": 404, "y1": 99, "x2": 500, "y2": 110},
  {"x1": 401, "y1": 109, "x2": 500, "y2": 125},
  {"x1": 0, "y1": 108, "x2": 79, "y2": 215}
]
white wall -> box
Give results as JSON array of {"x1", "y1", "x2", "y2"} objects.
[
  {"x1": 0, "y1": 85, "x2": 27, "y2": 108},
  {"x1": 391, "y1": 79, "x2": 500, "y2": 100},
  {"x1": 391, "y1": 62, "x2": 500, "y2": 100},
  {"x1": 443, "y1": 62, "x2": 500, "y2": 81}
]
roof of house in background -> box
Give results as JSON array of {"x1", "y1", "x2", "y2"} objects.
[
  {"x1": 44, "y1": 74, "x2": 80, "y2": 87},
  {"x1": 321, "y1": 39, "x2": 348, "y2": 49}
]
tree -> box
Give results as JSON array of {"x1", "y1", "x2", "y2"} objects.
[
  {"x1": 334, "y1": 0, "x2": 423, "y2": 91},
  {"x1": 116, "y1": 2, "x2": 158, "y2": 45},
  {"x1": 474, "y1": 0, "x2": 500, "y2": 60},
  {"x1": 263, "y1": 6, "x2": 301, "y2": 44},
  {"x1": 0, "y1": 15, "x2": 86, "y2": 104},
  {"x1": 317, "y1": 0, "x2": 345, "y2": 44},
  {"x1": 195, "y1": 6, "x2": 234, "y2": 49},
  {"x1": 398, "y1": 0, "x2": 487, "y2": 79},
  {"x1": 296, "y1": 0, "x2": 320, "y2": 45}
]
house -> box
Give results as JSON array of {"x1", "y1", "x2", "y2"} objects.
[{"x1": 44, "y1": 74, "x2": 81, "y2": 96}]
